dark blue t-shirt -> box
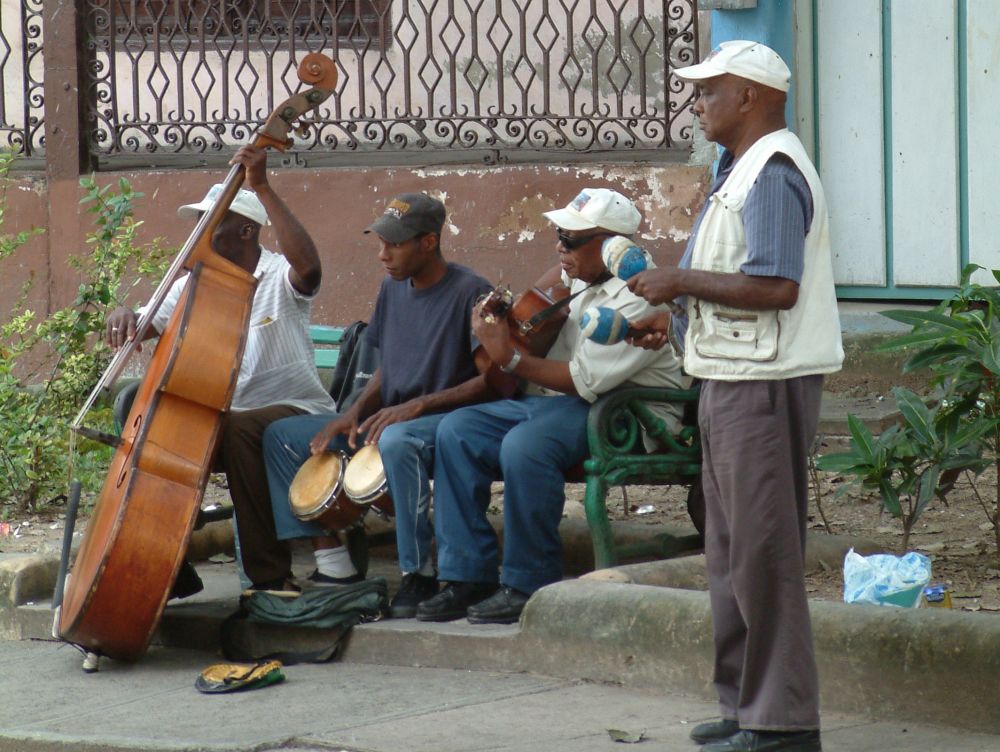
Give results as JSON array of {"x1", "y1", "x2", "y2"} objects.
[{"x1": 364, "y1": 262, "x2": 492, "y2": 408}]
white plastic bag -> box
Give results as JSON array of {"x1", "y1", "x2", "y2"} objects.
[{"x1": 843, "y1": 548, "x2": 931, "y2": 608}]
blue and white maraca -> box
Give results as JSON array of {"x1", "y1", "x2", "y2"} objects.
[
  {"x1": 583, "y1": 238, "x2": 658, "y2": 344},
  {"x1": 602, "y1": 235, "x2": 651, "y2": 280},
  {"x1": 580, "y1": 306, "x2": 631, "y2": 345}
]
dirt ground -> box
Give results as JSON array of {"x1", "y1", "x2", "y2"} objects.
[
  {"x1": 4, "y1": 427, "x2": 1000, "y2": 615},
  {"x1": 564, "y1": 459, "x2": 1000, "y2": 614}
]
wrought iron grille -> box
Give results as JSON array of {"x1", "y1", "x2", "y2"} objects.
[
  {"x1": 85, "y1": 0, "x2": 699, "y2": 164},
  {"x1": 0, "y1": 0, "x2": 44, "y2": 157}
]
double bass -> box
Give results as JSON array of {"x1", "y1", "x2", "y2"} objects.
[{"x1": 56, "y1": 54, "x2": 338, "y2": 663}]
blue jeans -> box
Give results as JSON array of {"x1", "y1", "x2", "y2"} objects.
[
  {"x1": 262, "y1": 412, "x2": 445, "y2": 574},
  {"x1": 433, "y1": 395, "x2": 591, "y2": 595}
]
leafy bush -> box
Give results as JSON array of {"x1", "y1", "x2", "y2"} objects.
[
  {"x1": 817, "y1": 265, "x2": 1000, "y2": 556},
  {"x1": 0, "y1": 159, "x2": 169, "y2": 516}
]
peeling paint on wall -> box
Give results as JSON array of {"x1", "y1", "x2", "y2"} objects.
[{"x1": 8, "y1": 161, "x2": 709, "y2": 325}]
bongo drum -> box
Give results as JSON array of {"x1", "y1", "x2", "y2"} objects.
[
  {"x1": 288, "y1": 451, "x2": 364, "y2": 531},
  {"x1": 343, "y1": 444, "x2": 395, "y2": 518}
]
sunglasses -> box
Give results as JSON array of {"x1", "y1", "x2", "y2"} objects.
[{"x1": 557, "y1": 229, "x2": 609, "y2": 250}]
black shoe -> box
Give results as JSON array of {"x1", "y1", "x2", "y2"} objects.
[
  {"x1": 242, "y1": 577, "x2": 301, "y2": 598},
  {"x1": 691, "y1": 719, "x2": 740, "y2": 745},
  {"x1": 466, "y1": 586, "x2": 530, "y2": 624},
  {"x1": 307, "y1": 569, "x2": 365, "y2": 587},
  {"x1": 344, "y1": 524, "x2": 369, "y2": 578},
  {"x1": 389, "y1": 573, "x2": 439, "y2": 618},
  {"x1": 703, "y1": 730, "x2": 821, "y2": 752},
  {"x1": 169, "y1": 561, "x2": 204, "y2": 600},
  {"x1": 415, "y1": 581, "x2": 497, "y2": 622}
]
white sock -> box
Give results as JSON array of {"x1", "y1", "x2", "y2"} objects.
[
  {"x1": 417, "y1": 560, "x2": 436, "y2": 578},
  {"x1": 314, "y1": 546, "x2": 357, "y2": 578}
]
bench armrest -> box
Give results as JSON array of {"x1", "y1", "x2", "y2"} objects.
[{"x1": 585, "y1": 385, "x2": 701, "y2": 486}]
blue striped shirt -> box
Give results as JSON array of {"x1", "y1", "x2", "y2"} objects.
[{"x1": 673, "y1": 150, "x2": 814, "y2": 345}]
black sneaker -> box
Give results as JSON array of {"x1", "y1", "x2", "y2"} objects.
[
  {"x1": 691, "y1": 719, "x2": 740, "y2": 745},
  {"x1": 389, "y1": 573, "x2": 438, "y2": 618},
  {"x1": 466, "y1": 586, "x2": 530, "y2": 624},
  {"x1": 306, "y1": 569, "x2": 365, "y2": 587},
  {"x1": 415, "y1": 581, "x2": 498, "y2": 622},
  {"x1": 702, "y1": 729, "x2": 821, "y2": 752}
]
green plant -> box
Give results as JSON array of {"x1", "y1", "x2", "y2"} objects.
[
  {"x1": 0, "y1": 162, "x2": 169, "y2": 514},
  {"x1": 817, "y1": 264, "x2": 1000, "y2": 556},
  {"x1": 816, "y1": 391, "x2": 989, "y2": 551}
]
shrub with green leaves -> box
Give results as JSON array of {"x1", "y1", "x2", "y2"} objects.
[
  {"x1": 817, "y1": 264, "x2": 1000, "y2": 557},
  {"x1": 0, "y1": 160, "x2": 169, "y2": 515}
]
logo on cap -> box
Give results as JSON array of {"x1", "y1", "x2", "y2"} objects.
[
  {"x1": 385, "y1": 198, "x2": 411, "y2": 220},
  {"x1": 570, "y1": 192, "x2": 592, "y2": 212}
]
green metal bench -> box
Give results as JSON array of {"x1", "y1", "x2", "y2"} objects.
[
  {"x1": 583, "y1": 385, "x2": 703, "y2": 569},
  {"x1": 307, "y1": 328, "x2": 703, "y2": 571},
  {"x1": 309, "y1": 324, "x2": 346, "y2": 370},
  {"x1": 314, "y1": 327, "x2": 705, "y2": 572}
]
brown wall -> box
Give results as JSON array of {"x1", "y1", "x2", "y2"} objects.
[
  {"x1": 1, "y1": 175, "x2": 50, "y2": 317},
  {"x1": 2, "y1": 162, "x2": 710, "y2": 327}
]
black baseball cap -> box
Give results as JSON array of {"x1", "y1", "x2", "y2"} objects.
[{"x1": 364, "y1": 192, "x2": 446, "y2": 243}]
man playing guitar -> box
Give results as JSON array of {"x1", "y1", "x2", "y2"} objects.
[{"x1": 418, "y1": 188, "x2": 688, "y2": 624}]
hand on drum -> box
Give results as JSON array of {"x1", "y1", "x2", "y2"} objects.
[
  {"x1": 309, "y1": 414, "x2": 359, "y2": 455},
  {"x1": 358, "y1": 401, "x2": 425, "y2": 446}
]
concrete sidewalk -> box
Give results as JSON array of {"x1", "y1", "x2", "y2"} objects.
[
  {"x1": 4, "y1": 546, "x2": 1000, "y2": 749},
  {"x1": 2, "y1": 637, "x2": 999, "y2": 752}
]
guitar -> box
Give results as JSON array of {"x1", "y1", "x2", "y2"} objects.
[{"x1": 474, "y1": 283, "x2": 571, "y2": 397}]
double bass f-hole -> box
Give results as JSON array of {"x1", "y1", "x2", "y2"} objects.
[{"x1": 114, "y1": 413, "x2": 141, "y2": 489}]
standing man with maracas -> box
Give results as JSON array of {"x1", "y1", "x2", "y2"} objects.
[{"x1": 625, "y1": 42, "x2": 842, "y2": 752}]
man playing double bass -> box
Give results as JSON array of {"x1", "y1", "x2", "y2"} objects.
[{"x1": 105, "y1": 144, "x2": 338, "y2": 597}]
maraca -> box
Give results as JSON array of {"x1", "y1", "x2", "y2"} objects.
[
  {"x1": 602, "y1": 235, "x2": 651, "y2": 280},
  {"x1": 580, "y1": 306, "x2": 633, "y2": 345},
  {"x1": 602, "y1": 235, "x2": 684, "y2": 318}
]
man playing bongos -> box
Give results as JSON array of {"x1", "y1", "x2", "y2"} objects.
[{"x1": 262, "y1": 193, "x2": 494, "y2": 617}]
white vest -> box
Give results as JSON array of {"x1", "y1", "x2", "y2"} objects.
[{"x1": 684, "y1": 129, "x2": 844, "y2": 381}]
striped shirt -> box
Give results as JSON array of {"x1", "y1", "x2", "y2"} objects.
[
  {"x1": 673, "y1": 151, "x2": 814, "y2": 344},
  {"x1": 145, "y1": 249, "x2": 336, "y2": 414}
]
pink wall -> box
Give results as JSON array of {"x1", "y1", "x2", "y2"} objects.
[{"x1": 3, "y1": 163, "x2": 710, "y2": 326}]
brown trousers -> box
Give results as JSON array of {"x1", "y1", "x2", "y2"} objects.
[
  {"x1": 699, "y1": 376, "x2": 823, "y2": 731},
  {"x1": 217, "y1": 404, "x2": 306, "y2": 585}
]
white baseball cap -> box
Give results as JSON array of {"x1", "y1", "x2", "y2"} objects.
[
  {"x1": 543, "y1": 188, "x2": 641, "y2": 235},
  {"x1": 675, "y1": 40, "x2": 791, "y2": 93},
  {"x1": 178, "y1": 183, "x2": 270, "y2": 226}
]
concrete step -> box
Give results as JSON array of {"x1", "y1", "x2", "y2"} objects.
[{"x1": 4, "y1": 518, "x2": 999, "y2": 736}]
